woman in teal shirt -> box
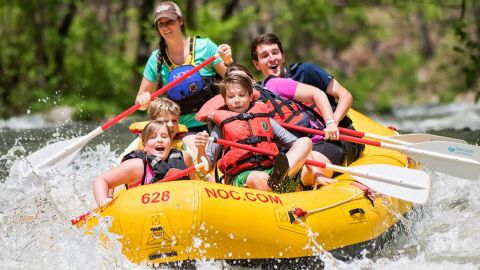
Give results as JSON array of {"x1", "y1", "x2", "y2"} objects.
[{"x1": 135, "y1": 1, "x2": 232, "y2": 152}]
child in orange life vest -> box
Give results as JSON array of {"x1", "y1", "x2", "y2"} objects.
[
  {"x1": 94, "y1": 121, "x2": 194, "y2": 207},
  {"x1": 194, "y1": 73, "x2": 313, "y2": 193}
]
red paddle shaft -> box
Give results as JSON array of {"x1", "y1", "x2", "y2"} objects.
[
  {"x1": 279, "y1": 123, "x2": 382, "y2": 147},
  {"x1": 101, "y1": 55, "x2": 218, "y2": 131},
  {"x1": 212, "y1": 137, "x2": 327, "y2": 169}
]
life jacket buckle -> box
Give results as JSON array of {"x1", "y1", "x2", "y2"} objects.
[
  {"x1": 189, "y1": 83, "x2": 198, "y2": 94},
  {"x1": 237, "y1": 113, "x2": 253, "y2": 120}
]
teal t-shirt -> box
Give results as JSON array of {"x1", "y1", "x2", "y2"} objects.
[{"x1": 143, "y1": 37, "x2": 223, "y2": 129}]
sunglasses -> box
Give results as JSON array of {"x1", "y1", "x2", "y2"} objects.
[{"x1": 157, "y1": 19, "x2": 177, "y2": 28}]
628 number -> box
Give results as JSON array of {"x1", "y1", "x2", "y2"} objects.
[{"x1": 141, "y1": 191, "x2": 170, "y2": 204}]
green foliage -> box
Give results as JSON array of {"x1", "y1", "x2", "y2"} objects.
[
  {"x1": 343, "y1": 65, "x2": 389, "y2": 111},
  {"x1": 63, "y1": 5, "x2": 135, "y2": 120},
  {"x1": 345, "y1": 52, "x2": 424, "y2": 112},
  {"x1": 191, "y1": 2, "x2": 257, "y2": 63},
  {"x1": 453, "y1": 20, "x2": 480, "y2": 97},
  {"x1": 1, "y1": 0, "x2": 479, "y2": 120}
]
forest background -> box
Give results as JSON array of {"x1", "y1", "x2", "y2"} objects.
[{"x1": 1, "y1": 0, "x2": 479, "y2": 120}]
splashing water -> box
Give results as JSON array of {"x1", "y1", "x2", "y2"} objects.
[{"x1": 1, "y1": 111, "x2": 480, "y2": 269}]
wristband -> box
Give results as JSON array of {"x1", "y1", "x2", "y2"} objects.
[
  {"x1": 326, "y1": 119, "x2": 336, "y2": 126},
  {"x1": 225, "y1": 59, "x2": 234, "y2": 66}
]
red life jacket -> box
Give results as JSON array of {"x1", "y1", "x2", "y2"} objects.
[
  {"x1": 211, "y1": 102, "x2": 279, "y2": 184},
  {"x1": 254, "y1": 81, "x2": 325, "y2": 137}
]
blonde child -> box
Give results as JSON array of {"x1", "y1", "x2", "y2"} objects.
[{"x1": 118, "y1": 97, "x2": 186, "y2": 160}]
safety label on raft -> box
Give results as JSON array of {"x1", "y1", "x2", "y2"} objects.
[{"x1": 204, "y1": 187, "x2": 283, "y2": 204}]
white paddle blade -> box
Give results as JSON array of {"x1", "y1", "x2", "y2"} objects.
[
  {"x1": 26, "y1": 136, "x2": 87, "y2": 171},
  {"x1": 346, "y1": 164, "x2": 430, "y2": 204},
  {"x1": 406, "y1": 141, "x2": 480, "y2": 179},
  {"x1": 409, "y1": 141, "x2": 480, "y2": 162},
  {"x1": 408, "y1": 153, "x2": 480, "y2": 180},
  {"x1": 352, "y1": 175, "x2": 429, "y2": 204},
  {"x1": 389, "y1": 133, "x2": 468, "y2": 144}
]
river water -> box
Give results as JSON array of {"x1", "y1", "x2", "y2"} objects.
[{"x1": 1, "y1": 102, "x2": 479, "y2": 270}]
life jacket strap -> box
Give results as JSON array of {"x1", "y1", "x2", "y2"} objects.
[
  {"x1": 220, "y1": 112, "x2": 270, "y2": 128},
  {"x1": 237, "y1": 135, "x2": 270, "y2": 145},
  {"x1": 163, "y1": 36, "x2": 196, "y2": 69}
]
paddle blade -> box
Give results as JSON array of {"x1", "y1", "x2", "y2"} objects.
[
  {"x1": 353, "y1": 175, "x2": 429, "y2": 204},
  {"x1": 26, "y1": 136, "x2": 87, "y2": 171},
  {"x1": 406, "y1": 141, "x2": 480, "y2": 179},
  {"x1": 389, "y1": 133, "x2": 468, "y2": 144},
  {"x1": 346, "y1": 164, "x2": 430, "y2": 204}
]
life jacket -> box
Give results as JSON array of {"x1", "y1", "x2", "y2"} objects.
[
  {"x1": 128, "y1": 121, "x2": 187, "y2": 150},
  {"x1": 121, "y1": 149, "x2": 188, "y2": 188},
  {"x1": 285, "y1": 63, "x2": 353, "y2": 128},
  {"x1": 255, "y1": 78, "x2": 325, "y2": 138},
  {"x1": 163, "y1": 36, "x2": 220, "y2": 114},
  {"x1": 211, "y1": 102, "x2": 279, "y2": 184}
]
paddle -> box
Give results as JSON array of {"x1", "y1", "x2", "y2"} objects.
[
  {"x1": 280, "y1": 123, "x2": 480, "y2": 180},
  {"x1": 209, "y1": 137, "x2": 430, "y2": 204},
  {"x1": 71, "y1": 157, "x2": 209, "y2": 226},
  {"x1": 156, "y1": 156, "x2": 209, "y2": 183},
  {"x1": 337, "y1": 127, "x2": 467, "y2": 145},
  {"x1": 25, "y1": 55, "x2": 219, "y2": 172}
]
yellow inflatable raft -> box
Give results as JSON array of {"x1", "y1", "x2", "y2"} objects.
[{"x1": 75, "y1": 110, "x2": 417, "y2": 267}]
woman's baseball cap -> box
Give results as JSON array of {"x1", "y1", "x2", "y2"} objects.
[{"x1": 154, "y1": 2, "x2": 182, "y2": 24}]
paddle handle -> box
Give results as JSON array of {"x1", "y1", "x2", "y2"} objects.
[
  {"x1": 279, "y1": 123, "x2": 382, "y2": 147},
  {"x1": 339, "y1": 127, "x2": 410, "y2": 145},
  {"x1": 100, "y1": 54, "x2": 218, "y2": 131},
  {"x1": 71, "y1": 210, "x2": 93, "y2": 225},
  {"x1": 338, "y1": 127, "x2": 365, "y2": 137}
]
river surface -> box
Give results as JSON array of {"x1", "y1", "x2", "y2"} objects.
[{"x1": 1, "y1": 102, "x2": 479, "y2": 270}]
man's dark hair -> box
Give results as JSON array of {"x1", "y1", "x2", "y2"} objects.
[{"x1": 250, "y1": 33, "x2": 284, "y2": 61}]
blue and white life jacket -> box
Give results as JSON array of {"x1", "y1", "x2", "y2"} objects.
[{"x1": 164, "y1": 37, "x2": 220, "y2": 114}]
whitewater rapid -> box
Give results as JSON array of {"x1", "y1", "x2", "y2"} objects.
[{"x1": 1, "y1": 106, "x2": 479, "y2": 269}]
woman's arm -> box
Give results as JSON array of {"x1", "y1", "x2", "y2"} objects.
[
  {"x1": 93, "y1": 159, "x2": 144, "y2": 206},
  {"x1": 213, "y1": 44, "x2": 233, "y2": 78},
  {"x1": 135, "y1": 77, "x2": 157, "y2": 110}
]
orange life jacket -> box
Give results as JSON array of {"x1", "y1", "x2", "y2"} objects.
[{"x1": 211, "y1": 102, "x2": 279, "y2": 184}]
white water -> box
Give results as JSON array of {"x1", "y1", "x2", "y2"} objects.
[
  {"x1": 1, "y1": 105, "x2": 479, "y2": 270},
  {"x1": 372, "y1": 101, "x2": 480, "y2": 133}
]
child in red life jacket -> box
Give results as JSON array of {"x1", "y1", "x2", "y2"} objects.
[
  {"x1": 223, "y1": 64, "x2": 338, "y2": 187},
  {"x1": 194, "y1": 73, "x2": 315, "y2": 193},
  {"x1": 93, "y1": 121, "x2": 194, "y2": 206}
]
